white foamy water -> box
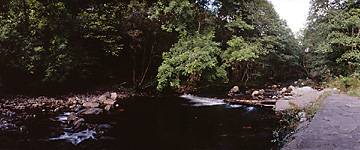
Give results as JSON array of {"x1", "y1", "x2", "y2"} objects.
[
  {"x1": 246, "y1": 106, "x2": 256, "y2": 112},
  {"x1": 180, "y1": 94, "x2": 226, "y2": 107},
  {"x1": 56, "y1": 112, "x2": 71, "y2": 123},
  {"x1": 49, "y1": 129, "x2": 96, "y2": 145},
  {"x1": 51, "y1": 112, "x2": 97, "y2": 145},
  {"x1": 227, "y1": 104, "x2": 243, "y2": 108}
]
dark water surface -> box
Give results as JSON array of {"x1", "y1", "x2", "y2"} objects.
[{"x1": 0, "y1": 96, "x2": 280, "y2": 150}]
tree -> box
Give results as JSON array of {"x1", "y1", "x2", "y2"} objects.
[
  {"x1": 0, "y1": 0, "x2": 303, "y2": 93},
  {"x1": 155, "y1": 0, "x2": 302, "y2": 91},
  {"x1": 303, "y1": 0, "x2": 360, "y2": 79},
  {"x1": 157, "y1": 33, "x2": 227, "y2": 92}
]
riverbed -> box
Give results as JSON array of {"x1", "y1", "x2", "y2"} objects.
[{"x1": 0, "y1": 95, "x2": 280, "y2": 150}]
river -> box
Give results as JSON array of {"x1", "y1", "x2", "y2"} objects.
[{"x1": 0, "y1": 95, "x2": 280, "y2": 150}]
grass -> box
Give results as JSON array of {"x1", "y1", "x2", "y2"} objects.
[
  {"x1": 327, "y1": 75, "x2": 360, "y2": 97},
  {"x1": 304, "y1": 91, "x2": 331, "y2": 119}
]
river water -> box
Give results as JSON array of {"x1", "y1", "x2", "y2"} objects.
[{"x1": 0, "y1": 95, "x2": 280, "y2": 150}]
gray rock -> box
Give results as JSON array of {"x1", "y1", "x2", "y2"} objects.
[
  {"x1": 99, "y1": 92, "x2": 110, "y2": 102},
  {"x1": 288, "y1": 85, "x2": 295, "y2": 92},
  {"x1": 279, "y1": 87, "x2": 287, "y2": 94},
  {"x1": 98, "y1": 95, "x2": 107, "y2": 103},
  {"x1": 228, "y1": 86, "x2": 240, "y2": 96},
  {"x1": 103, "y1": 99, "x2": 116, "y2": 105},
  {"x1": 275, "y1": 100, "x2": 291, "y2": 111},
  {"x1": 283, "y1": 96, "x2": 294, "y2": 100},
  {"x1": 73, "y1": 118, "x2": 85, "y2": 130},
  {"x1": 67, "y1": 113, "x2": 78, "y2": 122},
  {"x1": 110, "y1": 92, "x2": 117, "y2": 100},
  {"x1": 82, "y1": 102, "x2": 99, "y2": 108},
  {"x1": 104, "y1": 105, "x2": 112, "y2": 111},
  {"x1": 68, "y1": 97, "x2": 77, "y2": 104},
  {"x1": 291, "y1": 86, "x2": 317, "y2": 96},
  {"x1": 272, "y1": 85, "x2": 279, "y2": 89},
  {"x1": 79, "y1": 108, "x2": 103, "y2": 115},
  {"x1": 252, "y1": 89, "x2": 265, "y2": 99}
]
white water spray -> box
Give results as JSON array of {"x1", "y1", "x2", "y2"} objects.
[{"x1": 180, "y1": 94, "x2": 226, "y2": 106}]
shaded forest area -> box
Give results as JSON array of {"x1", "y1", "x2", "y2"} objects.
[{"x1": 4, "y1": 0, "x2": 358, "y2": 95}]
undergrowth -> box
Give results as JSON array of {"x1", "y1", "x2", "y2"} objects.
[{"x1": 327, "y1": 74, "x2": 360, "y2": 97}]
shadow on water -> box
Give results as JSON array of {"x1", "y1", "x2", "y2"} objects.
[{"x1": 0, "y1": 96, "x2": 280, "y2": 150}]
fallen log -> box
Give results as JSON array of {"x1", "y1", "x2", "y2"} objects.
[{"x1": 224, "y1": 99, "x2": 276, "y2": 107}]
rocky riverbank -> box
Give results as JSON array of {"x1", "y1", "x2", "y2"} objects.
[
  {"x1": 0, "y1": 79, "x2": 338, "y2": 148},
  {"x1": 225, "y1": 79, "x2": 340, "y2": 112},
  {"x1": 0, "y1": 89, "x2": 133, "y2": 133}
]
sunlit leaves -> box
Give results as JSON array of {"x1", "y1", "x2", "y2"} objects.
[
  {"x1": 157, "y1": 33, "x2": 227, "y2": 91},
  {"x1": 225, "y1": 16, "x2": 254, "y2": 32},
  {"x1": 150, "y1": 0, "x2": 195, "y2": 35},
  {"x1": 222, "y1": 36, "x2": 264, "y2": 66}
]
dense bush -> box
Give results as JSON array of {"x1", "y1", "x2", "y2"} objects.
[{"x1": 157, "y1": 33, "x2": 227, "y2": 91}]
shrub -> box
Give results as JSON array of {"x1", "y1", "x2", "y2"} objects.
[{"x1": 327, "y1": 74, "x2": 360, "y2": 96}]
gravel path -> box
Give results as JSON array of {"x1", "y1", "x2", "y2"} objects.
[{"x1": 283, "y1": 94, "x2": 360, "y2": 150}]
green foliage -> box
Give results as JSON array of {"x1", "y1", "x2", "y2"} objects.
[
  {"x1": 157, "y1": 33, "x2": 227, "y2": 91},
  {"x1": 150, "y1": 0, "x2": 196, "y2": 35},
  {"x1": 0, "y1": 1, "x2": 75, "y2": 82},
  {"x1": 222, "y1": 36, "x2": 264, "y2": 66},
  {"x1": 79, "y1": 2, "x2": 124, "y2": 56},
  {"x1": 0, "y1": 0, "x2": 151, "y2": 91},
  {"x1": 225, "y1": 16, "x2": 254, "y2": 32},
  {"x1": 328, "y1": 75, "x2": 360, "y2": 97},
  {"x1": 303, "y1": 0, "x2": 360, "y2": 79},
  {"x1": 0, "y1": 0, "x2": 303, "y2": 93}
]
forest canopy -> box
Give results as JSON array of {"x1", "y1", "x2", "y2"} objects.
[
  {"x1": 0, "y1": 0, "x2": 303, "y2": 94},
  {"x1": 303, "y1": 0, "x2": 360, "y2": 80}
]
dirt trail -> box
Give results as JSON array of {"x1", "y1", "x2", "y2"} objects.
[{"x1": 283, "y1": 94, "x2": 360, "y2": 150}]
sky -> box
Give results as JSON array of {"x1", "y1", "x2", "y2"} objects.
[{"x1": 268, "y1": 0, "x2": 311, "y2": 34}]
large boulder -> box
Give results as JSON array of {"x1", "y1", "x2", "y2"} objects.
[
  {"x1": 228, "y1": 86, "x2": 240, "y2": 96},
  {"x1": 291, "y1": 86, "x2": 317, "y2": 96}
]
